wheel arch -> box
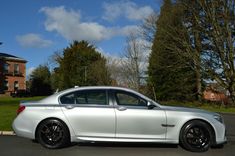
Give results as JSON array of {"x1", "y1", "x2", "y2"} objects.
[
  {"x1": 35, "y1": 117, "x2": 71, "y2": 142},
  {"x1": 179, "y1": 118, "x2": 216, "y2": 145}
]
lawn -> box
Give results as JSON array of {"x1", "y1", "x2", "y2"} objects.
[{"x1": 0, "y1": 96, "x2": 45, "y2": 131}]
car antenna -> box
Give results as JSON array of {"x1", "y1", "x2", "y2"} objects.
[{"x1": 55, "y1": 88, "x2": 59, "y2": 93}]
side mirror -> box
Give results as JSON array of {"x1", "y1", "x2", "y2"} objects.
[{"x1": 147, "y1": 101, "x2": 156, "y2": 109}]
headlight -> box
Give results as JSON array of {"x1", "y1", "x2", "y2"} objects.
[{"x1": 214, "y1": 114, "x2": 224, "y2": 123}]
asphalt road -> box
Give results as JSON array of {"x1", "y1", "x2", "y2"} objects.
[
  {"x1": 0, "y1": 113, "x2": 234, "y2": 156},
  {"x1": 223, "y1": 113, "x2": 235, "y2": 138}
]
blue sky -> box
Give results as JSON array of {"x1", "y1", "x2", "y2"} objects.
[{"x1": 0, "y1": 0, "x2": 162, "y2": 75}]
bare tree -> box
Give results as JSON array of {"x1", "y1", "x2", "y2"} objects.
[
  {"x1": 121, "y1": 32, "x2": 148, "y2": 91},
  {"x1": 107, "y1": 13, "x2": 158, "y2": 91},
  {"x1": 199, "y1": 0, "x2": 235, "y2": 102},
  {"x1": 140, "y1": 12, "x2": 158, "y2": 50},
  {"x1": 106, "y1": 32, "x2": 147, "y2": 91},
  {"x1": 106, "y1": 56, "x2": 126, "y2": 86},
  {"x1": 168, "y1": 0, "x2": 235, "y2": 103}
]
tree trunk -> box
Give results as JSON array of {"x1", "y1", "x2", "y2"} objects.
[
  {"x1": 194, "y1": 31, "x2": 202, "y2": 102},
  {"x1": 195, "y1": 64, "x2": 202, "y2": 102},
  {"x1": 228, "y1": 85, "x2": 235, "y2": 105}
]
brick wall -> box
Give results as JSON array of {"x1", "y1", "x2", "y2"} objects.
[
  {"x1": 0, "y1": 60, "x2": 4, "y2": 93},
  {"x1": 0, "y1": 60, "x2": 26, "y2": 95},
  {"x1": 203, "y1": 90, "x2": 228, "y2": 104}
]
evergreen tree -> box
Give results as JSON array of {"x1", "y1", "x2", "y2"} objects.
[
  {"x1": 148, "y1": 0, "x2": 196, "y2": 101},
  {"x1": 29, "y1": 65, "x2": 53, "y2": 96},
  {"x1": 55, "y1": 40, "x2": 111, "y2": 89}
]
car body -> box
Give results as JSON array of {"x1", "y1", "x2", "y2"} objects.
[{"x1": 12, "y1": 86, "x2": 227, "y2": 152}]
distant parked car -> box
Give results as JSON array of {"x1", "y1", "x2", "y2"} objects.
[
  {"x1": 11, "y1": 90, "x2": 30, "y2": 97},
  {"x1": 12, "y1": 86, "x2": 226, "y2": 152}
]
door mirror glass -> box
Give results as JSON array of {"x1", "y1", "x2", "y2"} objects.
[{"x1": 147, "y1": 101, "x2": 156, "y2": 109}]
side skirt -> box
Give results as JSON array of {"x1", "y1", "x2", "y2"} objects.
[{"x1": 76, "y1": 136, "x2": 178, "y2": 144}]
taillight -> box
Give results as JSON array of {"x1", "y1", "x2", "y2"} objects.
[{"x1": 17, "y1": 105, "x2": 25, "y2": 115}]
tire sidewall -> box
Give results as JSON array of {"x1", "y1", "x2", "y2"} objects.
[
  {"x1": 37, "y1": 119, "x2": 70, "y2": 149},
  {"x1": 180, "y1": 120, "x2": 213, "y2": 152}
]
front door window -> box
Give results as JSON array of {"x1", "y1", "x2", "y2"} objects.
[{"x1": 115, "y1": 91, "x2": 147, "y2": 107}]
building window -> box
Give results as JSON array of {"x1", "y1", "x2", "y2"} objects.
[
  {"x1": 14, "y1": 64, "x2": 19, "y2": 74},
  {"x1": 14, "y1": 81, "x2": 19, "y2": 91},
  {"x1": 3, "y1": 63, "x2": 9, "y2": 73},
  {"x1": 4, "y1": 81, "x2": 8, "y2": 90}
]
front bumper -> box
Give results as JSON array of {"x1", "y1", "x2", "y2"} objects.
[{"x1": 214, "y1": 121, "x2": 227, "y2": 145}]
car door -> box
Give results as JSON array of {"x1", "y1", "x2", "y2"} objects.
[
  {"x1": 60, "y1": 89, "x2": 115, "y2": 138},
  {"x1": 113, "y1": 90, "x2": 167, "y2": 139}
]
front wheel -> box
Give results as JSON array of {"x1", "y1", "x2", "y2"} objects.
[
  {"x1": 36, "y1": 119, "x2": 70, "y2": 149},
  {"x1": 180, "y1": 120, "x2": 213, "y2": 152}
]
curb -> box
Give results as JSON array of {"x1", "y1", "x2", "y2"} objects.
[{"x1": 0, "y1": 131, "x2": 15, "y2": 136}]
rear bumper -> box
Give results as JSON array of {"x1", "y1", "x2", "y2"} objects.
[{"x1": 12, "y1": 117, "x2": 35, "y2": 140}]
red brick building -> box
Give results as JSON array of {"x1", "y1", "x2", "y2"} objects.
[
  {"x1": 203, "y1": 84, "x2": 228, "y2": 104},
  {"x1": 0, "y1": 53, "x2": 27, "y2": 95}
]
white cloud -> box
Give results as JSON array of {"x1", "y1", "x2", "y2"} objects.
[
  {"x1": 95, "y1": 46, "x2": 123, "y2": 64},
  {"x1": 16, "y1": 33, "x2": 53, "y2": 48},
  {"x1": 96, "y1": 47, "x2": 107, "y2": 56},
  {"x1": 102, "y1": 1, "x2": 154, "y2": 21},
  {"x1": 40, "y1": 6, "x2": 140, "y2": 42},
  {"x1": 40, "y1": 6, "x2": 114, "y2": 41},
  {"x1": 119, "y1": 25, "x2": 139, "y2": 36},
  {"x1": 26, "y1": 67, "x2": 36, "y2": 78}
]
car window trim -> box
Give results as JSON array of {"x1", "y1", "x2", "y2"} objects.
[{"x1": 61, "y1": 104, "x2": 114, "y2": 108}]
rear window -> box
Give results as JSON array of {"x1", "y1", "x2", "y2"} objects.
[{"x1": 60, "y1": 90, "x2": 107, "y2": 105}]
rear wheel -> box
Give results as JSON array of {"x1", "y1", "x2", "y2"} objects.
[
  {"x1": 36, "y1": 119, "x2": 70, "y2": 149},
  {"x1": 180, "y1": 120, "x2": 213, "y2": 152}
]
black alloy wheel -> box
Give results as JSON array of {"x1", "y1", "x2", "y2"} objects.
[
  {"x1": 37, "y1": 119, "x2": 70, "y2": 149},
  {"x1": 180, "y1": 120, "x2": 213, "y2": 152}
]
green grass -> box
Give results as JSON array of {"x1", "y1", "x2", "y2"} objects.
[{"x1": 0, "y1": 96, "x2": 45, "y2": 131}]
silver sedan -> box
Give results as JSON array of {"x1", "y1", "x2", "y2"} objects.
[{"x1": 12, "y1": 86, "x2": 226, "y2": 152}]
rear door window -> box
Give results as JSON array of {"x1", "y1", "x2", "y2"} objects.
[
  {"x1": 86, "y1": 90, "x2": 107, "y2": 105},
  {"x1": 60, "y1": 89, "x2": 108, "y2": 105}
]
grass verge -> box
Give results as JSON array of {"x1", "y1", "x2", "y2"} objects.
[{"x1": 0, "y1": 96, "x2": 45, "y2": 131}]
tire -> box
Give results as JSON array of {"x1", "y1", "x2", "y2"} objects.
[
  {"x1": 36, "y1": 119, "x2": 70, "y2": 149},
  {"x1": 180, "y1": 120, "x2": 213, "y2": 152}
]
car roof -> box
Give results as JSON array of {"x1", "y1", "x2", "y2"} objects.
[{"x1": 61, "y1": 86, "x2": 135, "y2": 92}]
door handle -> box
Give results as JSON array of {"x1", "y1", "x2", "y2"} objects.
[
  {"x1": 65, "y1": 105, "x2": 74, "y2": 109},
  {"x1": 116, "y1": 106, "x2": 127, "y2": 111}
]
